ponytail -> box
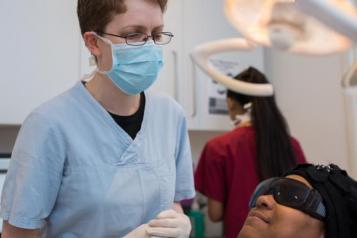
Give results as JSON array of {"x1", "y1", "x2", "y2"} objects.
[{"x1": 227, "y1": 67, "x2": 297, "y2": 180}]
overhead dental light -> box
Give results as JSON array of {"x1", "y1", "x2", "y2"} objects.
[{"x1": 225, "y1": 0, "x2": 356, "y2": 55}]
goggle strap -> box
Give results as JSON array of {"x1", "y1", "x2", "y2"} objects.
[
  {"x1": 308, "y1": 190, "x2": 326, "y2": 218},
  {"x1": 316, "y1": 201, "x2": 326, "y2": 218},
  {"x1": 297, "y1": 190, "x2": 326, "y2": 220}
]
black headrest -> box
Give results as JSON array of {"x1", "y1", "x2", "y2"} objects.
[{"x1": 285, "y1": 163, "x2": 357, "y2": 238}]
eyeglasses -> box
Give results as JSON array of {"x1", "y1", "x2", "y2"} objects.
[
  {"x1": 249, "y1": 177, "x2": 326, "y2": 220},
  {"x1": 96, "y1": 31, "x2": 174, "y2": 46}
]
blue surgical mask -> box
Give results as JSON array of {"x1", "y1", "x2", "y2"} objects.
[
  {"x1": 231, "y1": 111, "x2": 251, "y2": 127},
  {"x1": 96, "y1": 35, "x2": 163, "y2": 95}
]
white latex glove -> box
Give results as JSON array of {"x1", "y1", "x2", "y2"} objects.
[
  {"x1": 146, "y1": 209, "x2": 191, "y2": 238},
  {"x1": 123, "y1": 224, "x2": 150, "y2": 238}
]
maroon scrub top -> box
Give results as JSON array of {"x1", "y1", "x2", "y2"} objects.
[{"x1": 194, "y1": 126, "x2": 307, "y2": 238}]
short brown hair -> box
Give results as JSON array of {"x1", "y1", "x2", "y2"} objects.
[{"x1": 77, "y1": 0, "x2": 168, "y2": 35}]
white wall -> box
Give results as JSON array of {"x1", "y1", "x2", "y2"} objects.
[
  {"x1": 189, "y1": 131, "x2": 225, "y2": 165},
  {"x1": 264, "y1": 49, "x2": 349, "y2": 170}
]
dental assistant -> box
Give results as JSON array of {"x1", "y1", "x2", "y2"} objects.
[
  {"x1": 0, "y1": 0, "x2": 195, "y2": 237},
  {"x1": 194, "y1": 67, "x2": 306, "y2": 238}
]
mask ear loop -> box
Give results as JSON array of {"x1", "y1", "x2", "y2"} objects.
[
  {"x1": 243, "y1": 102, "x2": 252, "y2": 111},
  {"x1": 232, "y1": 102, "x2": 252, "y2": 126},
  {"x1": 87, "y1": 31, "x2": 114, "y2": 75}
]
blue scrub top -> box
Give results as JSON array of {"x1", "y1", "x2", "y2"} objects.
[{"x1": 0, "y1": 82, "x2": 195, "y2": 237}]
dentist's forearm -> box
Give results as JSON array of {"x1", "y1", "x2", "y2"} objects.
[{"x1": 2, "y1": 221, "x2": 41, "y2": 238}]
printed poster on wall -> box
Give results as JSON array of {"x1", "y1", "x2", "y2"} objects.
[{"x1": 208, "y1": 58, "x2": 241, "y2": 115}]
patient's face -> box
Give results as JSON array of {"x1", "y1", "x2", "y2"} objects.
[{"x1": 238, "y1": 175, "x2": 325, "y2": 238}]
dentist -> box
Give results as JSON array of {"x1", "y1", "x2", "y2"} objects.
[{"x1": 1, "y1": 0, "x2": 194, "y2": 237}]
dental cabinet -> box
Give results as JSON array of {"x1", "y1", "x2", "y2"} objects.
[{"x1": 0, "y1": 0, "x2": 264, "y2": 131}]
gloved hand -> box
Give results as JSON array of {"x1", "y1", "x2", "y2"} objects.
[
  {"x1": 123, "y1": 224, "x2": 150, "y2": 238},
  {"x1": 146, "y1": 209, "x2": 191, "y2": 238}
]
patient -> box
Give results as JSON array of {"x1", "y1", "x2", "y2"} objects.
[{"x1": 238, "y1": 163, "x2": 357, "y2": 238}]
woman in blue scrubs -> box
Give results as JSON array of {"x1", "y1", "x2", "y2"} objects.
[{"x1": 0, "y1": 0, "x2": 195, "y2": 237}]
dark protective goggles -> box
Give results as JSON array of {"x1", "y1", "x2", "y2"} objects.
[{"x1": 249, "y1": 177, "x2": 326, "y2": 220}]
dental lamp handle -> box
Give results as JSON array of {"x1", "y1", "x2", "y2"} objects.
[{"x1": 190, "y1": 38, "x2": 274, "y2": 96}]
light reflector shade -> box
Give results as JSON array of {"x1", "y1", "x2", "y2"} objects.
[{"x1": 225, "y1": 0, "x2": 354, "y2": 55}]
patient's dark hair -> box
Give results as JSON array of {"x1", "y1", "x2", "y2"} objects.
[
  {"x1": 227, "y1": 67, "x2": 297, "y2": 180},
  {"x1": 286, "y1": 164, "x2": 357, "y2": 238}
]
